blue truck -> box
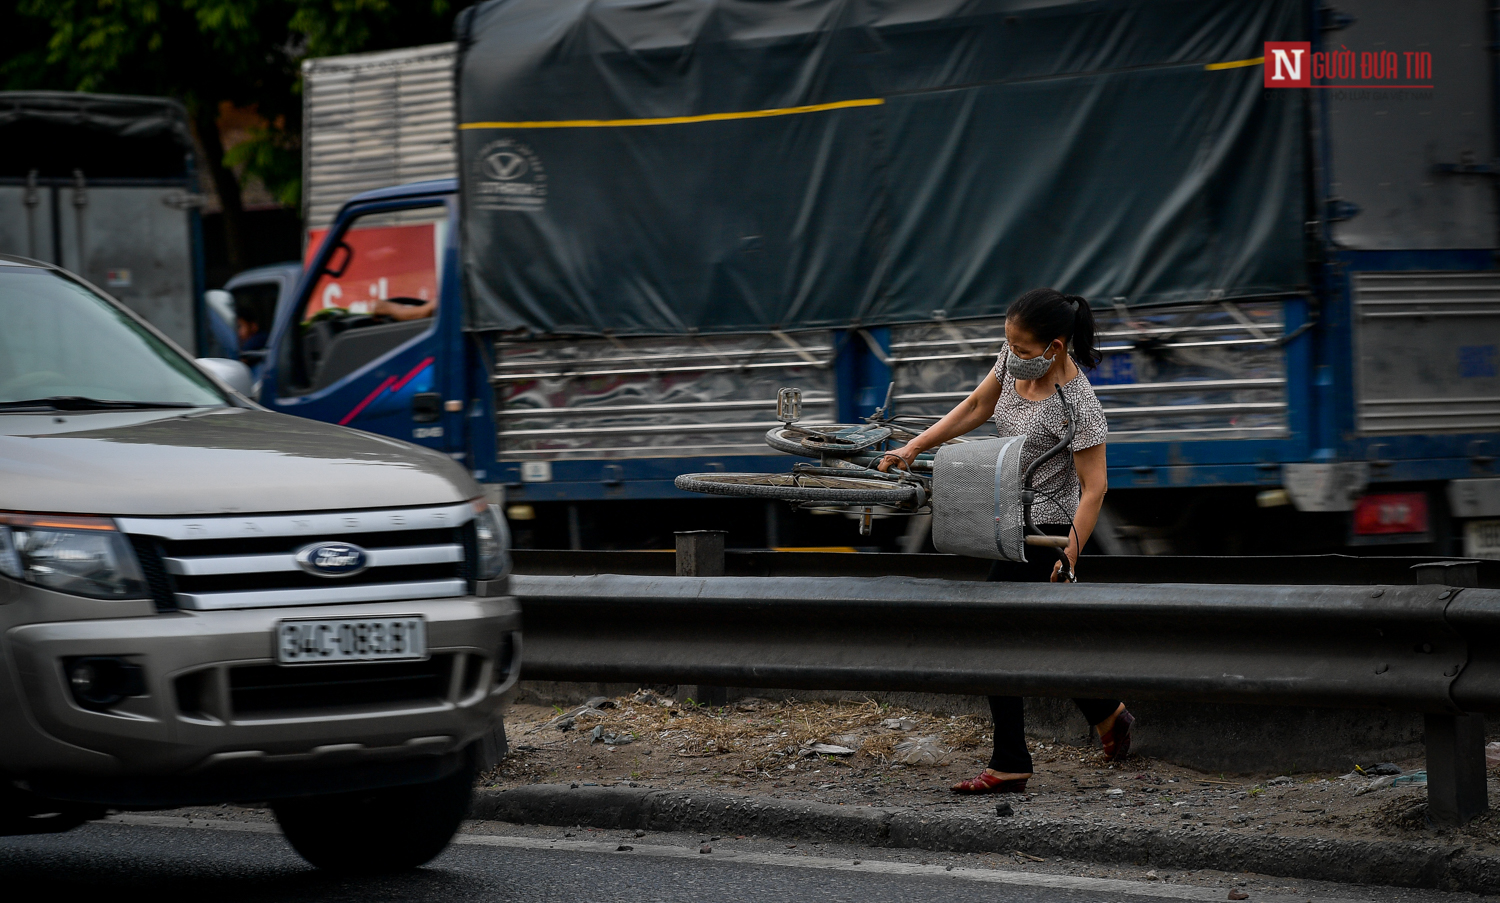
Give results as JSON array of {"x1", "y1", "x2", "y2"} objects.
[{"x1": 244, "y1": 0, "x2": 1499, "y2": 557}]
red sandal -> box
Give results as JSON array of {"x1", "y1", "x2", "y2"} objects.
[
  {"x1": 950, "y1": 772, "x2": 1029, "y2": 795},
  {"x1": 1101, "y1": 709, "x2": 1135, "y2": 761}
]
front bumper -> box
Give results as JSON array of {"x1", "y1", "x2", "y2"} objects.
[{"x1": 2, "y1": 594, "x2": 520, "y2": 803}]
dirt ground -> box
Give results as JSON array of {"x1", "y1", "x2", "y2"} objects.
[{"x1": 489, "y1": 692, "x2": 1500, "y2": 855}]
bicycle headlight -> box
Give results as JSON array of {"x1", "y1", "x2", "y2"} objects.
[
  {"x1": 471, "y1": 500, "x2": 511, "y2": 581},
  {"x1": 0, "y1": 513, "x2": 146, "y2": 600}
]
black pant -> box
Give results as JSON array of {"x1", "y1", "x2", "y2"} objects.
[{"x1": 985, "y1": 525, "x2": 1121, "y2": 775}]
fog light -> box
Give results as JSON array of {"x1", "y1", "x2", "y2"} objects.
[
  {"x1": 65, "y1": 657, "x2": 145, "y2": 710},
  {"x1": 69, "y1": 662, "x2": 98, "y2": 694}
]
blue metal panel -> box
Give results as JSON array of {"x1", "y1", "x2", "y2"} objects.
[
  {"x1": 1337, "y1": 249, "x2": 1495, "y2": 272},
  {"x1": 833, "y1": 330, "x2": 860, "y2": 423},
  {"x1": 834, "y1": 328, "x2": 892, "y2": 422},
  {"x1": 857, "y1": 327, "x2": 892, "y2": 419},
  {"x1": 500, "y1": 454, "x2": 796, "y2": 501},
  {"x1": 1282, "y1": 296, "x2": 1315, "y2": 461},
  {"x1": 1107, "y1": 462, "x2": 1287, "y2": 490},
  {"x1": 434, "y1": 225, "x2": 469, "y2": 457},
  {"x1": 465, "y1": 334, "x2": 501, "y2": 484}
]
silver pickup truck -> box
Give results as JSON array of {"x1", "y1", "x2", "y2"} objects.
[{"x1": 0, "y1": 253, "x2": 519, "y2": 871}]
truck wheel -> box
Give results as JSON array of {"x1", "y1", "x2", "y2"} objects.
[{"x1": 272, "y1": 754, "x2": 475, "y2": 872}]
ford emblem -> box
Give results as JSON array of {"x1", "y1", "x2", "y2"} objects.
[{"x1": 295, "y1": 542, "x2": 370, "y2": 578}]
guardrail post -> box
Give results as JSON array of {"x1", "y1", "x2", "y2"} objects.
[
  {"x1": 1424, "y1": 712, "x2": 1487, "y2": 828},
  {"x1": 1414, "y1": 560, "x2": 1486, "y2": 828},
  {"x1": 676, "y1": 531, "x2": 725, "y2": 577},
  {"x1": 677, "y1": 531, "x2": 728, "y2": 707}
]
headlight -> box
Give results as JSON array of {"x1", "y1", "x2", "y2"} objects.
[
  {"x1": 471, "y1": 500, "x2": 511, "y2": 581},
  {"x1": 0, "y1": 513, "x2": 146, "y2": 600}
]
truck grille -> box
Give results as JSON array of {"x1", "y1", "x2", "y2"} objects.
[
  {"x1": 115, "y1": 503, "x2": 476, "y2": 611},
  {"x1": 228, "y1": 656, "x2": 455, "y2": 716}
]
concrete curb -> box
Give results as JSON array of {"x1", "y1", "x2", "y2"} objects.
[{"x1": 472, "y1": 784, "x2": 1500, "y2": 894}]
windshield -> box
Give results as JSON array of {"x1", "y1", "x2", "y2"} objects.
[{"x1": 0, "y1": 266, "x2": 225, "y2": 407}]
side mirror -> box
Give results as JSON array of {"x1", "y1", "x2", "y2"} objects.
[
  {"x1": 196, "y1": 357, "x2": 254, "y2": 397},
  {"x1": 204, "y1": 289, "x2": 235, "y2": 324}
]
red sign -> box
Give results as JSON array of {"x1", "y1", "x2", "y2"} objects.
[
  {"x1": 304, "y1": 223, "x2": 439, "y2": 321},
  {"x1": 1263, "y1": 42, "x2": 1311, "y2": 88},
  {"x1": 1352, "y1": 493, "x2": 1429, "y2": 536}
]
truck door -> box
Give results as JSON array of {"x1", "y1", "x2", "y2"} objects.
[
  {"x1": 1326, "y1": 0, "x2": 1497, "y2": 251},
  {"x1": 1328, "y1": 1, "x2": 1500, "y2": 439},
  {"x1": 0, "y1": 178, "x2": 201, "y2": 352},
  {"x1": 262, "y1": 199, "x2": 463, "y2": 454}
]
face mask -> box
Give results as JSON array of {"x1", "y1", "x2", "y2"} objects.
[{"x1": 1006, "y1": 346, "x2": 1056, "y2": 380}]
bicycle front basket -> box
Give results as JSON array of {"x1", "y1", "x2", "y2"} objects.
[{"x1": 931, "y1": 436, "x2": 1027, "y2": 562}]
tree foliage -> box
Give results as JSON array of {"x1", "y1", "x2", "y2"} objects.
[{"x1": 4, "y1": 0, "x2": 460, "y2": 240}]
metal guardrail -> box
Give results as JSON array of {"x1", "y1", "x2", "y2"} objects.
[
  {"x1": 512, "y1": 573, "x2": 1489, "y2": 712},
  {"x1": 511, "y1": 549, "x2": 1500, "y2": 586},
  {"x1": 510, "y1": 549, "x2": 1496, "y2": 827}
]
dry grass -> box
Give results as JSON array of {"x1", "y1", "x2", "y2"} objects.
[{"x1": 555, "y1": 692, "x2": 991, "y2": 771}]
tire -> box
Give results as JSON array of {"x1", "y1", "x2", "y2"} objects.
[
  {"x1": 272, "y1": 753, "x2": 476, "y2": 872},
  {"x1": 763, "y1": 425, "x2": 891, "y2": 457},
  {"x1": 763, "y1": 425, "x2": 972, "y2": 460},
  {"x1": 674, "y1": 472, "x2": 920, "y2": 506}
]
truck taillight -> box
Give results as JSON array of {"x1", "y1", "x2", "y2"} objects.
[{"x1": 1352, "y1": 493, "x2": 1429, "y2": 536}]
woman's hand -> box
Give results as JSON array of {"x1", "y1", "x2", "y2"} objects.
[
  {"x1": 1049, "y1": 540, "x2": 1079, "y2": 582},
  {"x1": 876, "y1": 444, "x2": 919, "y2": 473}
]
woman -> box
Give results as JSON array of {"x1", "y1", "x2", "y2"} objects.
[{"x1": 878, "y1": 287, "x2": 1133, "y2": 794}]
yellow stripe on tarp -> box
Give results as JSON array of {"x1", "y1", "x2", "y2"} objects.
[
  {"x1": 1205, "y1": 56, "x2": 1265, "y2": 71},
  {"x1": 459, "y1": 97, "x2": 885, "y2": 130}
]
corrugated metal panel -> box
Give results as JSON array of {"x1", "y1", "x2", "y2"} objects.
[
  {"x1": 1354, "y1": 271, "x2": 1500, "y2": 435},
  {"x1": 302, "y1": 43, "x2": 457, "y2": 233},
  {"x1": 493, "y1": 333, "x2": 838, "y2": 460},
  {"x1": 888, "y1": 301, "x2": 1290, "y2": 443}
]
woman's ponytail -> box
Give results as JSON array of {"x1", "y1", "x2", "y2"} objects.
[
  {"x1": 1006, "y1": 288, "x2": 1101, "y2": 370},
  {"x1": 1064, "y1": 293, "x2": 1101, "y2": 369}
]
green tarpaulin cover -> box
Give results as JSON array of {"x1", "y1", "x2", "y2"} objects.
[{"x1": 457, "y1": 0, "x2": 1307, "y2": 335}]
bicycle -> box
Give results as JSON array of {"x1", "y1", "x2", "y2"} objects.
[{"x1": 674, "y1": 384, "x2": 1078, "y2": 580}]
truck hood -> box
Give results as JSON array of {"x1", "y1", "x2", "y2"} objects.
[{"x1": 0, "y1": 407, "x2": 480, "y2": 516}]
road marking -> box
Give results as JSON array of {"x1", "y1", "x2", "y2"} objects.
[
  {"x1": 103, "y1": 815, "x2": 1312, "y2": 902},
  {"x1": 457, "y1": 833, "x2": 1319, "y2": 902}
]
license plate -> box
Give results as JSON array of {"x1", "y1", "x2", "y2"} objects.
[
  {"x1": 1466, "y1": 520, "x2": 1500, "y2": 560},
  {"x1": 277, "y1": 616, "x2": 427, "y2": 664}
]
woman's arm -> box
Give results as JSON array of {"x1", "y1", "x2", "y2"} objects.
[
  {"x1": 877, "y1": 374, "x2": 1002, "y2": 471},
  {"x1": 1055, "y1": 442, "x2": 1108, "y2": 581}
]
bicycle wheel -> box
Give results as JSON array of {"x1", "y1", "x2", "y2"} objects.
[
  {"x1": 674, "y1": 472, "x2": 920, "y2": 506},
  {"x1": 765, "y1": 424, "x2": 978, "y2": 460},
  {"x1": 763, "y1": 425, "x2": 891, "y2": 458}
]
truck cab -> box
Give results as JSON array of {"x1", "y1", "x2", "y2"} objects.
[{"x1": 260, "y1": 182, "x2": 473, "y2": 464}]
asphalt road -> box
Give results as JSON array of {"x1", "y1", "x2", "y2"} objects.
[{"x1": 0, "y1": 816, "x2": 1471, "y2": 903}]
